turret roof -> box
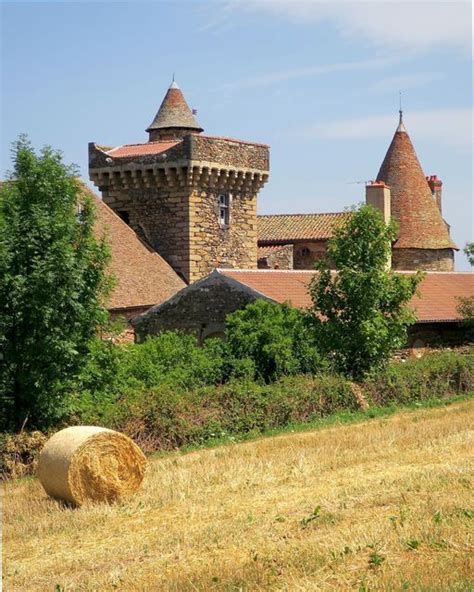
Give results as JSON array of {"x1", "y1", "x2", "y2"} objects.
[
  {"x1": 146, "y1": 81, "x2": 203, "y2": 133},
  {"x1": 376, "y1": 113, "x2": 457, "y2": 250}
]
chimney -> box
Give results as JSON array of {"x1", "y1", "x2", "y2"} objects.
[
  {"x1": 426, "y1": 175, "x2": 442, "y2": 213},
  {"x1": 366, "y1": 181, "x2": 392, "y2": 268},
  {"x1": 366, "y1": 181, "x2": 391, "y2": 224}
]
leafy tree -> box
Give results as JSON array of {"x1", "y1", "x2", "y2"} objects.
[
  {"x1": 464, "y1": 242, "x2": 474, "y2": 266},
  {"x1": 225, "y1": 299, "x2": 323, "y2": 382},
  {"x1": 307, "y1": 205, "x2": 423, "y2": 381},
  {"x1": 0, "y1": 137, "x2": 112, "y2": 430},
  {"x1": 457, "y1": 242, "x2": 474, "y2": 341}
]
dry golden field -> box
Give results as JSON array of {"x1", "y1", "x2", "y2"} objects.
[{"x1": 2, "y1": 399, "x2": 473, "y2": 591}]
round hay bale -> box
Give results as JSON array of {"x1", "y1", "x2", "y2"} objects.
[{"x1": 37, "y1": 426, "x2": 147, "y2": 506}]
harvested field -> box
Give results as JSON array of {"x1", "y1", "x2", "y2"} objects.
[{"x1": 2, "y1": 399, "x2": 473, "y2": 591}]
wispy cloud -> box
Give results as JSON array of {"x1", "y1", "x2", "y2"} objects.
[
  {"x1": 304, "y1": 108, "x2": 472, "y2": 148},
  {"x1": 222, "y1": 56, "x2": 398, "y2": 90},
  {"x1": 219, "y1": 1, "x2": 471, "y2": 53}
]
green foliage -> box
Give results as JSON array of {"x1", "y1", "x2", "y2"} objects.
[
  {"x1": 464, "y1": 242, "x2": 474, "y2": 266},
  {"x1": 308, "y1": 205, "x2": 423, "y2": 380},
  {"x1": 73, "y1": 345, "x2": 474, "y2": 453},
  {"x1": 225, "y1": 299, "x2": 324, "y2": 382},
  {"x1": 457, "y1": 244, "x2": 474, "y2": 341},
  {"x1": 364, "y1": 350, "x2": 474, "y2": 406},
  {"x1": 0, "y1": 137, "x2": 112, "y2": 430}
]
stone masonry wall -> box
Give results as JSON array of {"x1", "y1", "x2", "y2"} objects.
[
  {"x1": 392, "y1": 248, "x2": 454, "y2": 271},
  {"x1": 188, "y1": 188, "x2": 257, "y2": 282},
  {"x1": 258, "y1": 245, "x2": 294, "y2": 269},
  {"x1": 102, "y1": 187, "x2": 191, "y2": 281},
  {"x1": 133, "y1": 274, "x2": 264, "y2": 343},
  {"x1": 293, "y1": 240, "x2": 334, "y2": 270}
]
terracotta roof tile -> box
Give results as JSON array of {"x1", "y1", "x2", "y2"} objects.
[
  {"x1": 258, "y1": 212, "x2": 350, "y2": 243},
  {"x1": 377, "y1": 121, "x2": 457, "y2": 250},
  {"x1": 146, "y1": 82, "x2": 203, "y2": 133},
  {"x1": 219, "y1": 269, "x2": 474, "y2": 323},
  {"x1": 106, "y1": 141, "x2": 180, "y2": 158},
  {"x1": 82, "y1": 184, "x2": 185, "y2": 310}
]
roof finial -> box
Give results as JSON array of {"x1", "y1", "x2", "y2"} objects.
[
  {"x1": 397, "y1": 91, "x2": 406, "y2": 132},
  {"x1": 170, "y1": 73, "x2": 179, "y2": 89}
]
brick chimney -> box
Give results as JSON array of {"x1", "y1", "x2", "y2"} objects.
[
  {"x1": 426, "y1": 175, "x2": 442, "y2": 213},
  {"x1": 366, "y1": 181, "x2": 391, "y2": 223}
]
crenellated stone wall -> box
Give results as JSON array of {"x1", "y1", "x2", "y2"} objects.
[
  {"x1": 392, "y1": 248, "x2": 454, "y2": 271},
  {"x1": 89, "y1": 136, "x2": 269, "y2": 283}
]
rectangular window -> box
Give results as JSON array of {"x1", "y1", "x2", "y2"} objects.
[{"x1": 218, "y1": 193, "x2": 230, "y2": 227}]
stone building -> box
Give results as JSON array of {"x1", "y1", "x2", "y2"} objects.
[
  {"x1": 133, "y1": 269, "x2": 474, "y2": 349},
  {"x1": 257, "y1": 111, "x2": 458, "y2": 272},
  {"x1": 89, "y1": 81, "x2": 269, "y2": 284}
]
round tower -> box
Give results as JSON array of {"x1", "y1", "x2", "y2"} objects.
[
  {"x1": 146, "y1": 80, "x2": 203, "y2": 142},
  {"x1": 376, "y1": 111, "x2": 457, "y2": 271}
]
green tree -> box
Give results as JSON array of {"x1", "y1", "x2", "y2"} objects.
[
  {"x1": 0, "y1": 137, "x2": 112, "y2": 430},
  {"x1": 225, "y1": 299, "x2": 323, "y2": 382},
  {"x1": 307, "y1": 205, "x2": 423, "y2": 381},
  {"x1": 464, "y1": 242, "x2": 474, "y2": 266},
  {"x1": 457, "y1": 242, "x2": 474, "y2": 341}
]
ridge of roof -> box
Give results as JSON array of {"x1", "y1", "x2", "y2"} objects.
[
  {"x1": 146, "y1": 83, "x2": 203, "y2": 133},
  {"x1": 377, "y1": 117, "x2": 457, "y2": 251}
]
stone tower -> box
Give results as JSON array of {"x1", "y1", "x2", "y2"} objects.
[
  {"x1": 376, "y1": 111, "x2": 457, "y2": 271},
  {"x1": 89, "y1": 81, "x2": 269, "y2": 283}
]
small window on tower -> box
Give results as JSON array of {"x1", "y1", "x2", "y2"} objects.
[{"x1": 218, "y1": 193, "x2": 230, "y2": 227}]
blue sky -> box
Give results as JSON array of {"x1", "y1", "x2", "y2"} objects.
[{"x1": 1, "y1": 0, "x2": 472, "y2": 269}]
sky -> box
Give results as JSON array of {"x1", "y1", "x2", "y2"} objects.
[{"x1": 1, "y1": 0, "x2": 472, "y2": 269}]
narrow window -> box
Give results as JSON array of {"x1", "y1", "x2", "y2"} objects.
[{"x1": 218, "y1": 193, "x2": 230, "y2": 227}]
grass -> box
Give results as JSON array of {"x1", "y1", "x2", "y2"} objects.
[{"x1": 2, "y1": 398, "x2": 473, "y2": 591}]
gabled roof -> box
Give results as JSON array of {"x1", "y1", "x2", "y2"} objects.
[
  {"x1": 82, "y1": 184, "x2": 186, "y2": 310},
  {"x1": 219, "y1": 269, "x2": 474, "y2": 323},
  {"x1": 146, "y1": 81, "x2": 203, "y2": 133},
  {"x1": 376, "y1": 115, "x2": 457, "y2": 250},
  {"x1": 258, "y1": 212, "x2": 350, "y2": 244}
]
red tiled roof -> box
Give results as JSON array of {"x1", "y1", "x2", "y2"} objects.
[
  {"x1": 146, "y1": 82, "x2": 203, "y2": 133},
  {"x1": 219, "y1": 269, "x2": 474, "y2": 323},
  {"x1": 377, "y1": 122, "x2": 457, "y2": 250},
  {"x1": 258, "y1": 212, "x2": 350, "y2": 243},
  {"x1": 81, "y1": 185, "x2": 186, "y2": 310},
  {"x1": 106, "y1": 141, "x2": 180, "y2": 158}
]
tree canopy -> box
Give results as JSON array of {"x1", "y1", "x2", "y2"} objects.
[
  {"x1": 0, "y1": 137, "x2": 112, "y2": 429},
  {"x1": 307, "y1": 205, "x2": 423, "y2": 380}
]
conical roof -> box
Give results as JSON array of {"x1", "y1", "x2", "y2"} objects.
[
  {"x1": 146, "y1": 81, "x2": 203, "y2": 134},
  {"x1": 376, "y1": 113, "x2": 456, "y2": 250}
]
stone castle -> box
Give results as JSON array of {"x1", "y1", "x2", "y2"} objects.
[{"x1": 89, "y1": 81, "x2": 457, "y2": 283}]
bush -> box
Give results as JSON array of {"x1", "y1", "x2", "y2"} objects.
[
  {"x1": 364, "y1": 350, "x2": 474, "y2": 406},
  {"x1": 225, "y1": 300, "x2": 324, "y2": 382}
]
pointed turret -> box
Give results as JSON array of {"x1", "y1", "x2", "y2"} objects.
[
  {"x1": 146, "y1": 80, "x2": 203, "y2": 142},
  {"x1": 376, "y1": 112, "x2": 456, "y2": 270}
]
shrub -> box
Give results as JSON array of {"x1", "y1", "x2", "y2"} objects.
[{"x1": 225, "y1": 300, "x2": 324, "y2": 382}]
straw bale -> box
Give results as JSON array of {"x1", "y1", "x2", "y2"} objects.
[{"x1": 37, "y1": 426, "x2": 147, "y2": 505}]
